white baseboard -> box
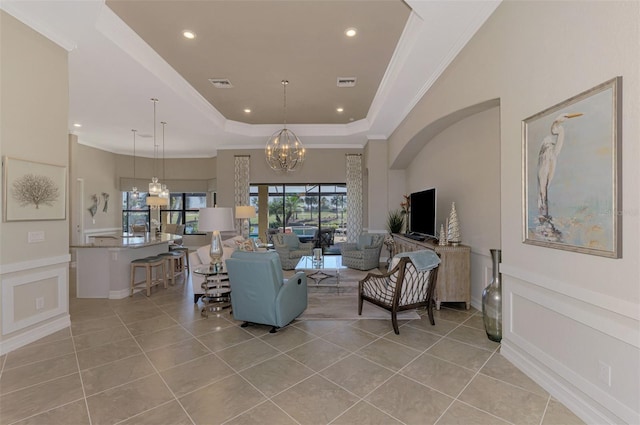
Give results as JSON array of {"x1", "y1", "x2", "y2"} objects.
[
  {"x1": 0, "y1": 315, "x2": 70, "y2": 356},
  {"x1": 501, "y1": 340, "x2": 633, "y2": 425}
]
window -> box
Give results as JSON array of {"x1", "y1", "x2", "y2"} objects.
[
  {"x1": 251, "y1": 184, "x2": 347, "y2": 241},
  {"x1": 122, "y1": 192, "x2": 206, "y2": 234}
]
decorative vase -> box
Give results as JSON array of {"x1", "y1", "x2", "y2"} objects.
[{"x1": 482, "y1": 249, "x2": 502, "y2": 342}]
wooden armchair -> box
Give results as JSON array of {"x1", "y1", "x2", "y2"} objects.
[{"x1": 359, "y1": 250, "x2": 440, "y2": 334}]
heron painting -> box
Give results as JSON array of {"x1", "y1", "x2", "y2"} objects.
[{"x1": 523, "y1": 77, "x2": 621, "y2": 258}]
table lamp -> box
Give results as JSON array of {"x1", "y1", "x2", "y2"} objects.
[
  {"x1": 235, "y1": 205, "x2": 257, "y2": 239},
  {"x1": 198, "y1": 207, "x2": 235, "y2": 267}
]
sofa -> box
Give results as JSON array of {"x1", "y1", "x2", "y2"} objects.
[{"x1": 188, "y1": 235, "x2": 248, "y2": 303}]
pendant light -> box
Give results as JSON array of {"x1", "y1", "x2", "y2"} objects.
[
  {"x1": 148, "y1": 98, "x2": 162, "y2": 195},
  {"x1": 159, "y1": 121, "x2": 170, "y2": 200},
  {"x1": 131, "y1": 129, "x2": 139, "y2": 200},
  {"x1": 265, "y1": 80, "x2": 305, "y2": 172}
]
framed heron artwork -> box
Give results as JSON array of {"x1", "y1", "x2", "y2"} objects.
[{"x1": 522, "y1": 77, "x2": 622, "y2": 258}]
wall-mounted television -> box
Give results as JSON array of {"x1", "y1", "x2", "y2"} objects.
[{"x1": 409, "y1": 188, "x2": 437, "y2": 238}]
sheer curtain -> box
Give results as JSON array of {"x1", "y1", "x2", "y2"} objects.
[
  {"x1": 346, "y1": 154, "x2": 363, "y2": 243},
  {"x1": 234, "y1": 155, "x2": 250, "y2": 232}
]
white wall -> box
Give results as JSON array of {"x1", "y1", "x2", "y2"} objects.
[
  {"x1": 0, "y1": 11, "x2": 70, "y2": 353},
  {"x1": 389, "y1": 2, "x2": 639, "y2": 423}
]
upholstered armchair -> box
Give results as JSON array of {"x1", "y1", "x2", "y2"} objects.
[
  {"x1": 359, "y1": 250, "x2": 440, "y2": 334},
  {"x1": 272, "y1": 233, "x2": 314, "y2": 270},
  {"x1": 341, "y1": 233, "x2": 385, "y2": 270},
  {"x1": 225, "y1": 251, "x2": 308, "y2": 333}
]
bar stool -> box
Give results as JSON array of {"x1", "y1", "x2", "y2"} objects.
[
  {"x1": 130, "y1": 256, "x2": 166, "y2": 296},
  {"x1": 158, "y1": 251, "x2": 186, "y2": 285},
  {"x1": 169, "y1": 245, "x2": 190, "y2": 272}
]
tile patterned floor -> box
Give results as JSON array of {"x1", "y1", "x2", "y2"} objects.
[{"x1": 0, "y1": 272, "x2": 585, "y2": 425}]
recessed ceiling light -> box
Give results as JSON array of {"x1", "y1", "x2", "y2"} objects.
[
  {"x1": 182, "y1": 30, "x2": 196, "y2": 39},
  {"x1": 336, "y1": 107, "x2": 344, "y2": 113},
  {"x1": 73, "y1": 123, "x2": 82, "y2": 128},
  {"x1": 244, "y1": 108, "x2": 251, "y2": 113},
  {"x1": 345, "y1": 27, "x2": 357, "y2": 37}
]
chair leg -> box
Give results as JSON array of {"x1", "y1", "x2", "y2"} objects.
[
  {"x1": 391, "y1": 311, "x2": 400, "y2": 334},
  {"x1": 427, "y1": 299, "x2": 435, "y2": 326},
  {"x1": 241, "y1": 322, "x2": 250, "y2": 328},
  {"x1": 358, "y1": 296, "x2": 363, "y2": 315},
  {"x1": 269, "y1": 326, "x2": 278, "y2": 334}
]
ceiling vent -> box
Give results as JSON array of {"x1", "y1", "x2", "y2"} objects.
[
  {"x1": 209, "y1": 78, "x2": 234, "y2": 88},
  {"x1": 337, "y1": 77, "x2": 357, "y2": 87}
]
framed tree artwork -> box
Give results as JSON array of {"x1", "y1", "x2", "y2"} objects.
[
  {"x1": 2, "y1": 156, "x2": 67, "y2": 221},
  {"x1": 522, "y1": 77, "x2": 622, "y2": 258}
]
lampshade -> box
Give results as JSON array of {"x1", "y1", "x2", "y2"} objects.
[
  {"x1": 235, "y1": 205, "x2": 256, "y2": 239},
  {"x1": 235, "y1": 205, "x2": 257, "y2": 219},
  {"x1": 199, "y1": 207, "x2": 235, "y2": 267},
  {"x1": 198, "y1": 207, "x2": 235, "y2": 232},
  {"x1": 146, "y1": 195, "x2": 168, "y2": 208}
]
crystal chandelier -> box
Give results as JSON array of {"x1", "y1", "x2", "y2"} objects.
[
  {"x1": 265, "y1": 80, "x2": 305, "y2": 172},
  {"x1": 148, "y1": 98, "x2": 162, "y2": 195},
  {"x1": 131, "y1": 129, "x2": 139, "y2": 200}
]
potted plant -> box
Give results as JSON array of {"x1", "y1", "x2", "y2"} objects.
[{"x1": 387, "y1": 209, "x2": 404, "y2": 234}]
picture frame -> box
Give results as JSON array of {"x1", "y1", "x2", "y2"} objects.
[
  {"x1": 522, "y1": 77, "x2": 622, "y2": 258},
  {"x1": 2, "y1": 156, "x2": 67, "y2": 221}
]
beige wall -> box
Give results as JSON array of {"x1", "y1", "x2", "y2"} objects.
[
  {"x1": 404, "y1": 106, "x2": 501, "y2": 306},
  {"x1": 0, "y1": 11, "x2": 70, "y2": 351},
  {"x1": 389, "y1": 2, "x2": 639, "y2": 423}
]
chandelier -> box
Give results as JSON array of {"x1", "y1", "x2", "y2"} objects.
[
  {"x1": 131, "y1": 129, "x2": 139, "y2": 200},
  {"x1": 148, "y1": 98, "x2": 162, "y2": 196},
  {"x1": 146, "y1": 98, "x2": 168, "y2": 208},
  {"x1": 158, "y1": 121, "x2": 170, "y2": 200},
  {"x1": 265, "y1": 80, "x2": 305, "y2": 172}
]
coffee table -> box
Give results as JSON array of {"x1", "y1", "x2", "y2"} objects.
[
  {"x1": 295, "y1": 255, "x2": 347, "y2": 285},
  {"x1": 193, "y1": 264, "x2": 230, "y2": 317}
]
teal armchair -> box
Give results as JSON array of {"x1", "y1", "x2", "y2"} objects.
[{"x1": 225, "y1": 251, "x2": 308, "y2": 333}]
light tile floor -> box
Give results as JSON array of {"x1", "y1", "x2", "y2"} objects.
[{"x1": 0, "y1": 272, "x2": 585, "y2": 425}]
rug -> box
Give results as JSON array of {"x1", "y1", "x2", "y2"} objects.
[{"x1": 287, "y1": 266, "x2": 420, "y2": 321}]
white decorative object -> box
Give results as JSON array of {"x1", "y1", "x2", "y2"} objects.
[
  {"x1": 438, "y1": 224, "x2": 447, "y2": 246},
  {"x1": 447, "y1": 202, "x2": 461, "y2": 246}
]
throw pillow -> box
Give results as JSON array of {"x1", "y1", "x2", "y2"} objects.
[
  {"x1": 223, "y1": 235, "x2": 245, "y2": 248},
  {"x1": 235, "y1": 239, "x2": 255, "y2": 251},
  {"x1": 357, "y1": 234, "x2": 372, "y2": 250}
]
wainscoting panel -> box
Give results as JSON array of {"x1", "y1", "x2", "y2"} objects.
[
  {"x1": 0, "y1": 256, "x2": 70, "y2": 355},
  {"x1": 501, "y1": 266, "x2": 639, "y2": 425}
]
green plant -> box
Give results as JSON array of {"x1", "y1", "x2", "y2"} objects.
[{"x1": 387, "y1": 209, "x2": 404, "y2": 233}]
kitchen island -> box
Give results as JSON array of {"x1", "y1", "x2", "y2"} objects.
[{"x1": 72, "y1": 233, "x2": 182, "y2": 299}]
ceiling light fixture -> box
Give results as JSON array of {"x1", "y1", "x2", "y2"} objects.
[
  {"x1": 265, "y1": 80, "x2": 305, "y2": 173},
  {"x1": 73, "y1": 123, "x2": 82, "y2": 128},
  {"x1": 345, "y1": 27, "x2": 357, "y2": 37},
  {"x1": 131, "y1": 129, "x2": 139, "y2": 200},
  {"x1": 159, "y1": 121, "x2": 170, "y2": 200},
  {"x1": 148, "y1": 98, "x2": 161, "y2": 196},
  {"x1": 182, "y1": 30, "x2": 196, "y2": 39},
  {"x1": 336, "y1": 107, "x2": 344, "y2": 113},
  {"x1": 244, "y1": 108, "x2": 251, "y2": 113}
]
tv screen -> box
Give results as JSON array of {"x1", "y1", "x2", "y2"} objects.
[{"x1": 409, "y1": 188, "x2": 437, "y2": 238}]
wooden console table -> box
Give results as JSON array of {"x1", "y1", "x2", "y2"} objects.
[{"x1": 392, "y1": 234, "x2": 471, "y2": 310}]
